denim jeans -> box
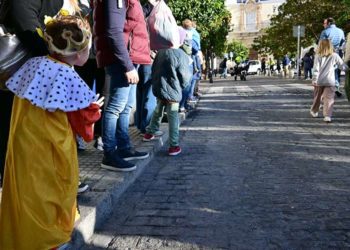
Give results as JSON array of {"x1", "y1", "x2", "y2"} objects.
[
  {"x1": 135, "y1": 64, "x2": 156, "y2": 133},
  {"x1": 304, "y1": 67, "x2": 312, "y2": 79},
  {"x1": 188, "y1": 78, "x2": 197, "y2": 100},
  {"x1": 179, "y1": 82, "x2": 191, "y2": 109},
  {"x1": 102, "y1": 64, "x2": 137, "y2": 153},
  {"x1": 146, "y1": 100, "x2": 179, "y2": 147}
]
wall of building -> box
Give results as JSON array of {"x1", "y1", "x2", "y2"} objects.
[{"x1": 225, "y1": 0, "x2": 286, "y2": 59}]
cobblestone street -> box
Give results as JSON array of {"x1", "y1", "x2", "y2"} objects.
[{"x1": 82, "y1": 76, "x2": 350, "y2": 249}]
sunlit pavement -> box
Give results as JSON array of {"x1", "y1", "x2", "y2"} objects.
[{"x1": 80, "y1": 76, "x2": 350, "y2": 249}]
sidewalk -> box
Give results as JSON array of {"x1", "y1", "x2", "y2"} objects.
[{"x1": 67, "y1": 101, "x2": 200, "y2": 249}]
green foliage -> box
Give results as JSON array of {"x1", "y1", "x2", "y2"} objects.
[
  {"x1": 166, "y1": 0, "x2": 231, "y2": 56},
  {"x1": 252, "y1": 0, "x2": 350, "y2": 58},
  {"x1": 226, "y1": 40, "x2": 249, "y2": 62}
]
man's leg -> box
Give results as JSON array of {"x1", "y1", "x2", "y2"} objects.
[
  {"x1": 116, "y1": 82, "x2": 149, "y2": 161},
  {"x1": 101, "y1": 65, "x2": 136, "y2": 171},
  {"x1": 136, "y1": 64, "x2": 156, "y2": 133}
]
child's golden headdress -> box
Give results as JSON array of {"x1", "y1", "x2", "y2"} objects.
[{"x1": 40, "y1": 10, "x2": 91, "y2": 56}]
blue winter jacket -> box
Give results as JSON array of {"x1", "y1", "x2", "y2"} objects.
[{"x1": 152, "y1": 48, "x2": 192, "y2": 102}]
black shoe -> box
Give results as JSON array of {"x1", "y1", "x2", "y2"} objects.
[
  {"x1": 335, "y1": 90, "x2": 342, "y2": 97},
  {"x1": 101, "y1": 153, "x2": 136, "y2": 172},
  {"x1": 78, "y1": 181, "x2": 89, "y2": 194},
  {"x1": 118, "y1": 148, "x2": 149, "y2": 161}
]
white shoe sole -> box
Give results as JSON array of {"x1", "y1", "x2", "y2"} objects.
[
  {"x1": 123, "y1": 153, "x2": 149, "y2": 161},
  {"x1": 101, "y1": 163, "x2": 136, "y2": 172},
  {"x1": 77, "y1": 185, "x2": 89, "y2": 194},
  {"x1": 169, "y1": 148, "x2": 182, "y2": 156},
  {"x1": 143, "y1": 137, "x2": 156, "y2": 142}
]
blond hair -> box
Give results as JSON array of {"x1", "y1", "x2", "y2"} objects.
[
  {"x1": 182, "y1": 19, "x2": 192, "y2": 30},
  {"x1": 68, "y1": 0, "x2": 81, "y2": 14},
  {"x1": 317, "y1": 39, "x2": 334, "y2": 57}
]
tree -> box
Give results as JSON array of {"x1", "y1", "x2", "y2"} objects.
[
  {"x1": 167, "y1": 0, "x2": 231, "y2": 56},
  {"x1": 226, "y1": 40, "x2": 249, "y2": 62},
  {"x1": 252, "y1": 0, "x2": 350, "y2": 58}
]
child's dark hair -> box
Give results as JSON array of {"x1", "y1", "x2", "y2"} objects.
[{"x1": 44, "y1": 14, "x2": 91, "y2": 56}]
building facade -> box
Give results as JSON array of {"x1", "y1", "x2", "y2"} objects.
[{"x1": 225, "y1": 0, "x2": 286, "y2": 59}]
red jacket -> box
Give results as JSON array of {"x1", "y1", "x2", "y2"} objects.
[{"x1": 93, "y1": 0, "x2": 151, "y2": 70}]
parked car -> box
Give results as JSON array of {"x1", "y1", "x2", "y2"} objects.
[{"x1": 247, "y1": 60, "x2": 261, "y2": 75}]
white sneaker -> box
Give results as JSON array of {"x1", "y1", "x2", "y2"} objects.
[
  {"x1": 94, "y1": 136, "x2": 103, "y2": 151},
  {"x1": 310, "y1": 110, "x2": 318, "y2": 118},
  {"x1": 323, "y1": 116, "x2": 332, "y2": 122},
  {"x1": 154, "y1": 130, "x2": 164, "y2": 136},
  {"x1": 76, "y1": 135, "x2": 87, "y2": 151}
]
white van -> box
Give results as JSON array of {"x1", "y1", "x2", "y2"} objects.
[{"x1": 247, "y1": 60, "x2": 261, "y2": 75}]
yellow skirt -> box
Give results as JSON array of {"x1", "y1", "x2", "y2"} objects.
[{"x1": 0, "y1": 97, "x2": 79, "y2": 250}]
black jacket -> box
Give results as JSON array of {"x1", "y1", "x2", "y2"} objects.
[{"x1": 6, "y1": 0, "x2": 63, "y2": 56}]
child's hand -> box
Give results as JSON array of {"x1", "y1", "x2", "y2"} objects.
[
  {"x1": 312, "y1": 81, "x2": 317, "y2": 86},
  {"x1": 94, "y1": 94, "x2": 105, "y2": 108}
]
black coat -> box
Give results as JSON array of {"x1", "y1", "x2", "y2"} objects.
[{"x1": 6, "y1": 0, "x2": 63, "y2": 56}]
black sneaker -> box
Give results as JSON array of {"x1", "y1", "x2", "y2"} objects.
[
  {"x1": 335, "y1": 90, "x2": 342, "y2": 97},
  {"x1": 78, "y1": 181, "x2": 89, "y2": 194},
  {"x1": 118, "y1": 148, "x2": 149, "y2": 161},
  {"x1": 101, "y1": 153, "x2": 136, "y2": 172}
]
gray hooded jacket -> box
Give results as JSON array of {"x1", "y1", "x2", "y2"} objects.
[{"x1": 151, "y1": 48, "x2": 192, "y2": 102}]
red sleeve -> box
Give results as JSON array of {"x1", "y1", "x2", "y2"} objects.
[{"x1": 67, "y1": 103, "x2": 101, "y2": 142}]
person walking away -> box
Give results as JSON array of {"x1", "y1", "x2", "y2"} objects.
[
  {"x1": 276, "y1": 59, "x2": 281, "y2": 74},
  {"x1": 0, "y1": 14, "x2": 103, "y2": 249},
  {"x1": 219, "y1": 57, "x2": 228, "y2": 78},
  {"x1": 320, "y1": 17, "x2": 345, "y2": 96},
  {"x1": 268, "y1": 58, "x2": 275, "y2": 76},
  {"x1": 261, "y1": 58, "x2": 266, "y2": 75},
  {"x1": 143, "y1": 28, "x2": 192, "y2": 155},
  {"x1": 303, "y1": 52, "x2": 313, "y2": 80},
  {"x1": 94, "y1": 0, "x2": 150, "y2": 172},
  {"x1": 282, "y1": 54, "x2": 291, "y2": 77},
  {"x1": 310, "y1": 39, "x2": 348, "y2": 123}
]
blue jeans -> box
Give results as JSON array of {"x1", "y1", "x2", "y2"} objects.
[
  {"x1": 102, "y1": 64, "x2": 137, "y2": 153},
  {"x1": 179, "y1": 83, "x2": 191, "y2": 109},
  {"x1": 304, "y1": 67, "x2": 312, "y2": 79},
  {"x1": 135, "y1": 65, "x2": 156, "y2": 133},
  {"x1": 146, "y1": 100, "x2": 179, "y2": 147},
  {"x1": 188, "y1": 78, "x2": 197, "y2": 100}
]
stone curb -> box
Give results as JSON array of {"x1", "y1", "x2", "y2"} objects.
[{"x1": 65, "y1": 112, "x2": 188, "y2": 250}]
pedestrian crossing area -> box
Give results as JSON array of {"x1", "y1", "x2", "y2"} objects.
[{"x1": 207, "y1": 83, "x2": 314, "y2": 94}]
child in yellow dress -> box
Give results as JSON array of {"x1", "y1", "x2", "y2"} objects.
[{"x1": 0, "y1": 14, "x2": 103, "y2": 250}]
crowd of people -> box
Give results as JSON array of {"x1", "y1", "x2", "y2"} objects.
[
  {"x1": 0, "y1": 0, "x2": 203, "y2": 249},
  {"x1": 1, "y1": 0, "x2": 349, "y2": 247}
]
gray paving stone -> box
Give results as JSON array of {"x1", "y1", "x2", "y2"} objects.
[{"x1": 77, "y1": 76, "x2": 350, "y2": 249}]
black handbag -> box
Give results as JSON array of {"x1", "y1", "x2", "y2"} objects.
[{"x1": 0, "y1": 25, "x2": 31, "y2": 90}]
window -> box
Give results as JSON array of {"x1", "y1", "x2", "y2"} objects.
[{"x1": 245, "y1": 11, "x2": 256, "y2": 31}]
